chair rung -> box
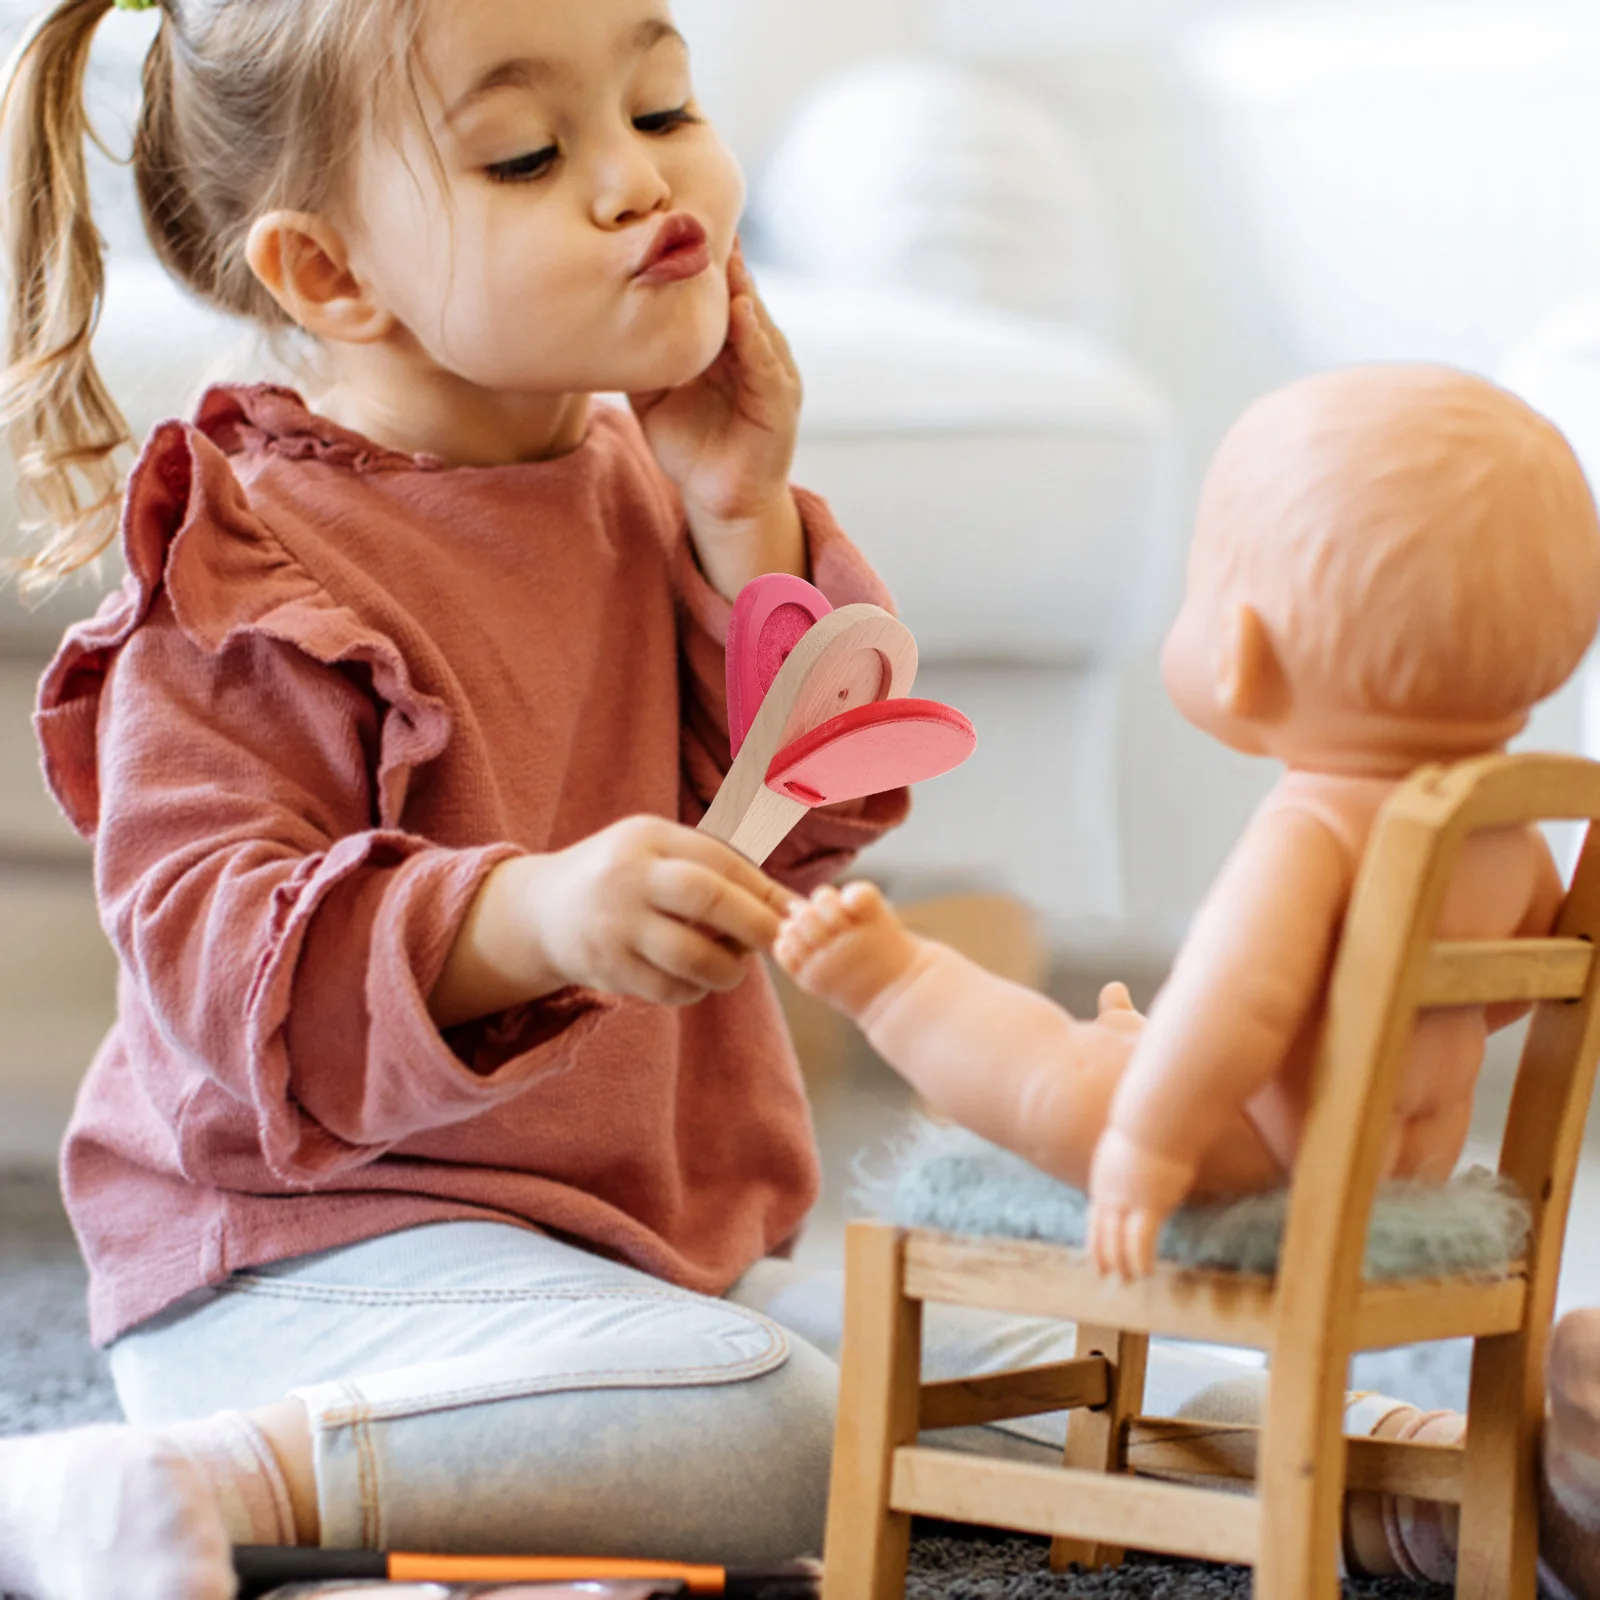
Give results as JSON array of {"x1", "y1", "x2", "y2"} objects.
[
  {"x1": 919, "y1": 1357, "x2": 1109, "y2": 1431},
  {"x1": 1126, "y1": 1419, "x2": 1465, "y2": 1503},
  {"x1": 902, "y1": 1232, "x2": 1277, "y2": 1348},
  {"x1": 1419, "y1": 938, "x2": 1593, "y2": 1006},
  {"x1": 888, "y1": 1446, "x2": 1260, "y2": 1566},
  {"x1": 1352, "y1": 1273, "x2": 1525, "y2": 1349}
]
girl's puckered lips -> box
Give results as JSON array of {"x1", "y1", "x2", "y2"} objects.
[{"x1": 633, "y1": 213, "x2": 711, "y2": 285}]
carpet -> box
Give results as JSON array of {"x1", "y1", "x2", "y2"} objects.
[{"x1": 0, "y1": 1167, "x2": 1443, "y2": 1597}]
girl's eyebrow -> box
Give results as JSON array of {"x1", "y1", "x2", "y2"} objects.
[{"x1": 441, "y1": 19, "x2": 688, "y2": 127}]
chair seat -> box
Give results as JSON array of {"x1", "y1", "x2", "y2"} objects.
[
  {"x1": 898, "y1": 1228, "x2": 1527, "y2": 1352},
  {"x1": 869, "y1": 1120, "x2": 1531, "y2": 1281}
]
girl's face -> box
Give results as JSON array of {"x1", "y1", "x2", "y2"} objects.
[{"x1": 345, "y1": 0, "x2": 744, "y2": 398}]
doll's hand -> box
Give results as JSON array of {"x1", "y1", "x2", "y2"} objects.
[
  {"x1": 629, "y1": 243, "x2": 804, "y2": 592},
  {"x1": 1085, "y1": 1128, "x2": 1197, "y2": 1281}
]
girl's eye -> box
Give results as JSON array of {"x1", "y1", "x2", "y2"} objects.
[
  {"x1": 485, "y1": 145, "x2": 558, "y2": 184},
  {"x1": 634, "y1": 105, "x2": 699, "y2": 135}
]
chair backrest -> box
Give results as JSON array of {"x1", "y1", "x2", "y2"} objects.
[{"x1": 1273, "y1": 752, "x2": 1600, "y2": 1351}]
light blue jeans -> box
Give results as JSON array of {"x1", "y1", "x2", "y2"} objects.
[{"x1": 108, "y1": 1221, "x2": 1272, "y2": 1561}]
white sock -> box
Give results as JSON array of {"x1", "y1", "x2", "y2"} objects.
[
  {"x1": 164, "y1": 1412, "x2": 297, "y2": 1549},
  {"x1": 0, "y1": 1412, "x2": 295, "y2": 1600}
]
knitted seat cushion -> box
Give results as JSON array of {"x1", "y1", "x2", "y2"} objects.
[{"x1": 862, "y1": 1121, "x2": 1530, "y2": 1280}]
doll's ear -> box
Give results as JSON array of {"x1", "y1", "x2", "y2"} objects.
[
  {"x1": 245, "y1": 212, "x2": 395, "y2": 345},
  {"x1": 1216, "y1": 602, "x2": 1289, "y2": 723}
]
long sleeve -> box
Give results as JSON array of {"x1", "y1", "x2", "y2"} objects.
[
  {"x1": 91, "y1": 599, "x2": 602, "y2": 1185},
  {"x1": 674, "y1": 486, "x2": 911, "y2": 890}
]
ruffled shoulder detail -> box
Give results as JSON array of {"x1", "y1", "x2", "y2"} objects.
[
  {"x1": 193, "y1": 383, "x2": 445, "y2": 474},
  {"x1": 35, "y1": 410, "x2": 452, "y2": 837}
]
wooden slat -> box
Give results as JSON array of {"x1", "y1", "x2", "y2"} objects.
[
  {"x1": 1126, "y1": 1419, "x2": 1465, "y2": 1503},
  {"x1": 1418, "y1": 939, "x2": 1593, "y2": 1007},
  {"x1": 903, "y1": 1232, "x2": 1277, "y2": 1348},
  {"x1": 888, "y1": 1447, "x2": 1260, "y2": 1567},
  {"x1": 919, "y1": 1358, "x2": 1108, "y2": 1432},
  {"x1": 1352, "y1": 1273, "x2": 1526, "y2": 1349},
  {"x1": 1052, "y1": 1327, "x2": 1148, "y2": 1571}
]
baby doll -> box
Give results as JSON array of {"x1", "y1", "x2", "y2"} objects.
[
  {"x1": 775, "y1": 365, "x2": 1600, "y2": 1281},
  {"x1": 775, "y1": 367, "x2": 1600, "y2": 1592}
]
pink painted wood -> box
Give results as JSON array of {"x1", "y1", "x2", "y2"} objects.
[
  {"x1": 727, "y1": 574, "x2": 834, "y2": 757},
  {"x1": 765, "y1": 699, "x2": 977, "y2": 808}
]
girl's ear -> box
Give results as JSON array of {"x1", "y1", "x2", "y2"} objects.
[
  {"x1": 245, "y1": 212, "x2": 394, "y2": 344},
  {"x1": 1216, "y1": 602, "x2": 1290, "y2": 723}
]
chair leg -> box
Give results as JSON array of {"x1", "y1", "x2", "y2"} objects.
[
  {"x1": 823, "y1": 1225, "x2": 924, "y2": 1600},
  {"x1": 1254, "y1": 1349, "x2": 1349, "y2": 1600},
  {"x1": 1050, "y1": 1325, "x2": 1150, "y2": 1572},
  {"x1": 1456, "y1": 1330, "x2": 1543, "y2": 1600}
]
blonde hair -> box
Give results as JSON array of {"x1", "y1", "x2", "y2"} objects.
[
  {"x1": 1192, "y1": 365, "x2": 1600, "y2": 722},
  {"x1": 0, "y1": 0, "x2": 422, "y2": 593}
]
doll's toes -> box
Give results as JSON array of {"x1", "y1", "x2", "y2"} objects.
[
  {"x1": 1097, "y1": 982, "x2": 1134, "y2": 1016},
  {"x1": 839, "y1": 881, "x2": 890, "y2": 925},
  {"x1": 810, "y1": 886, "x2": 854, "y2": 935}
]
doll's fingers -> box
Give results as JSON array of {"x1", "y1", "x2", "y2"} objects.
[{"x1": 1128, "y1": 1213, "x2": 1159, "y2": 1280}]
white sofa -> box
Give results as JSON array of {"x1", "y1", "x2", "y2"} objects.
[{"x1": 0, "y1": 23, "x2": 1179, "y2": 1157}]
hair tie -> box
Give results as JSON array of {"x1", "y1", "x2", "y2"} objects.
[{"x1": 112, "y1": 0, "x2": 156, "y2": 11}]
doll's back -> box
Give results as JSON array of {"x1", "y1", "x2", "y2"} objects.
[{"x1": 1246, "y1": 773, "x2": 1559, "y2": 1180}]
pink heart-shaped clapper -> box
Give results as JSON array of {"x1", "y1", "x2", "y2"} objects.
[
  {"x1": 726, "y1": 574, "x2": 834, "y2": 758},
  {"x1": 765, "y1": 699, "x2": 977, "y2": 807}
]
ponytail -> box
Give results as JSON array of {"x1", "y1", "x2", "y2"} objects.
[{"x1": 0, "y1": 0, "x2": 131, "y2": 594}]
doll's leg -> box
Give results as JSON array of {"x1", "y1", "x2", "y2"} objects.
[{"x1": 1541, "y1": 1308, "x2": 1600, "y2": 1600}]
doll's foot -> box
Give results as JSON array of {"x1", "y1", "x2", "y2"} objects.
[
  {"x1": 0, "y1": 1425, "x2": 239, "y2": 1600},
  {"x1": 774, "y1": 882, "x2": 924, "y2": 1023},
  {"x1": 1541, "y1": 1309, "x2": 1600, "y2": 1599}
]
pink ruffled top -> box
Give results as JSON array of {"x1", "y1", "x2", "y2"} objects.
[{"x1": 36, "y1": 385, "x2": 908, "y2": 1346}]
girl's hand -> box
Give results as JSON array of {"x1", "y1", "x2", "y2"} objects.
[
  {"x1": 430, "y1": 817, "x2": 799, "y2": 1025},
  {"x1": 629, "y1": 243, "x2": 806, "y2": 597}
]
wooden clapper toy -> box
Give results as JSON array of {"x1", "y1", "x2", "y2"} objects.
[{"x1": 699, "y1": 575, "x2": 977, "y2": 865}]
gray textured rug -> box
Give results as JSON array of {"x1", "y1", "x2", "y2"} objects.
[{"x1": 0, "y1": 1167, "x2": 1440, "y2": 1597}]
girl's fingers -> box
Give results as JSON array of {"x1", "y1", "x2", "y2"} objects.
[
  {"x1": 732, "y1": 267, "x2": 799, "y2": 379},
  {"x1": 649, "y1": 857, "x2": 787, "y2": 952},
  {"x1": 614, "y1": 949, "x2": 709, "y2": 1007},
  {"x1": 635, "y1": 913, "x2": 751, "y2": 994},
  {"x1": 658, "y1": 828, "x2": 798, "y2": 916}
]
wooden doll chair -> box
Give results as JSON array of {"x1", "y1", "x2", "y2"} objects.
[{"x1": 823, "y1": 752, "x2": 1600, "y2": 1600}]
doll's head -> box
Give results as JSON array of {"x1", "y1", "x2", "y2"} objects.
[
  {"x1": 1163, "y1": 365, "x2": 1600, "y2": 768},
  {"x1": 3, "y1": 0, "x2": 741, "y2": 583}
]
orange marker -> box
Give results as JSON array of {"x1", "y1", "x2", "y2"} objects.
[{"x1": 233, "y1": 1546, "x2": 823, "y2": 1599}]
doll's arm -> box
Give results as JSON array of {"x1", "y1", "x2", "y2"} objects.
[
  {"x1": 1485, "y1": 832, "x2": 1566, "y2": 1033},
  {"x1": 1087, "y1": 805, "x2": 1352, "y2": 1277}
]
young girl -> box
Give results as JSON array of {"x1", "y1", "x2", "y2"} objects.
[{"x1": 0, "y1": 1, "x2": 1520, "y2": 1596}]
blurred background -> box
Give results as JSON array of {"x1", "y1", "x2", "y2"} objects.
[{"x1": 5, "y1": 0, "x2": 1600, "y2": 1308}]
